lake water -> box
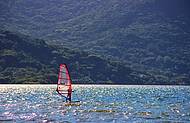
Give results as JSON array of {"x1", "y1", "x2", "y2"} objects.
[{"x1": 0, "y1": 85, "x2": 190, "y2": 123}]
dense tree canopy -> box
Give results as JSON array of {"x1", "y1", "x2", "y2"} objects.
[{"x1": 0, "y1": 0, "x2": 190, "y2": 84}]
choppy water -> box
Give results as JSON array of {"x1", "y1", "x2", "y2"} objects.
[{"x1": 0, "y1": 85, "x2": 190, "y2": 123}]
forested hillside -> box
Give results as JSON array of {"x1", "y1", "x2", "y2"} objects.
[
  {"x1": 0, "y1": 0, "x2": 190, "y2": 84},
  {"x1": 1, "y1": 30, "x2": 160, "y2": 84}
]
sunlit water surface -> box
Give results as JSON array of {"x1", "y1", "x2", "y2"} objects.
[{"x1": 0, "y1": 85, "x2": 190, "y2": 123}]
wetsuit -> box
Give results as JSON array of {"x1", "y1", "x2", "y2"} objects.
[{"x1": 66, "y1": 88, "x2": 72, "y2": 102}]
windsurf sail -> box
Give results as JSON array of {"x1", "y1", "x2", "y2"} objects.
[{"x1": 56, "y1": 64, "x2": 72, "y2": 101}]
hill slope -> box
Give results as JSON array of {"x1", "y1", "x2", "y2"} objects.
[
  {"x1": 1, "y1": 29, "x2": 160, "y2": 84},
  {"x1": 0, "y1": 0, "x2": 190, "y2": 84}
]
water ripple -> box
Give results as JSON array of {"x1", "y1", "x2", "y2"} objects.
[{"x1": 0, "y1": 85, "x2": 190, "y2": 122}]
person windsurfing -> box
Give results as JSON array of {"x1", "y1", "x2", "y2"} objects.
[
  {"x1": 56, "y1": 64, "x2": 75, "y2": 103},
  {"x1": 66, "y1": 85, "x2": 72, "y2": 102}
]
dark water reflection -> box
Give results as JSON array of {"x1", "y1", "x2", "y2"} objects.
[{"x1": 0, "y1": 85, "x2": 190, "y2": 122}]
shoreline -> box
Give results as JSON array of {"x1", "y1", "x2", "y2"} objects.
[{"x1": 0, "y1": 84, "x2": 189, "y2": 88}]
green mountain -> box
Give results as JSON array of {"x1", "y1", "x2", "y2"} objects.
[
  {"x1": 0, "y1": 0, "x2": 190, "y2": 84},
  {"x1": 1, "y1": 29, "x2": 159, "y2": 84}
]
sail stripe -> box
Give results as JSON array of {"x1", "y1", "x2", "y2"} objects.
[{"x1": 59, "y1": 78, "x2": 71, "y2": 80}]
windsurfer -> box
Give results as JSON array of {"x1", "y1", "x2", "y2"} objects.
[{"x1": 66, "y1": 86, "x2": 72, "y2": 102}]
